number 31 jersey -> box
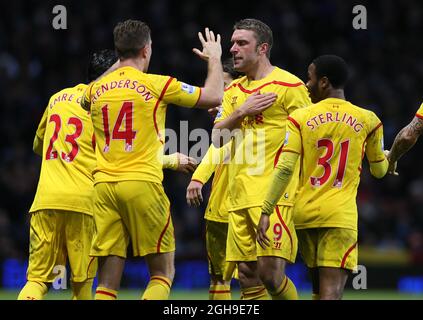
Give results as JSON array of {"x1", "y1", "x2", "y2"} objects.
[
  {"x1": 30, "y1": 84, "x2": 96, "y2": 215},
  {"x1": 84, "y1": 66, "x2": 201, "y2": 185},
  {"x1": 284, "y1": 98, "x2": 385, "y2": 230}
]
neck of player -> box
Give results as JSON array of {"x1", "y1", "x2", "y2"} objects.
[
  {"x1": 246, "y1": 59, "x2": 274, "y2": 81},
  {"x1": 118, "y1": 58, "x2": 147, "y2": 73},
  {"x1": 326, "y1": 88, "x2": 345, "y2": 101}
]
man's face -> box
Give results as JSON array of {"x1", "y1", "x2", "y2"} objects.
[
  {"x1": 230, "y1": 29, "x2": 260, "y2": 72},
  {"x1": 306, "y1": 63, "x2": 320, "y2": 103}
]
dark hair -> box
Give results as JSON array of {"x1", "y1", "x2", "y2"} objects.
[
  {"x1": 113, "y1": 19, "x2": 151, "y2": 60},
  {"x1": 87, "y1": 49, "x2": 117, "y2": 82},
  {"x1": 233, "y1": 18, "x2": 273, "y2": 58},
  {"x1": 312, "y1": 55, "x2": 349, "y2": 89},
  {"x1": 222, "y1": 58, "x2": 242, "y2": 80}
]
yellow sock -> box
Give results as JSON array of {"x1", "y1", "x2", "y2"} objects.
[
  {"x1": 269, "y1": 276, "x2": 298, "y2": 300},
  {"x1": 312, "y1": 293, "x2": 320, "y2": 300},
  {"x1": 17, "y1": 281, "x2": 48, "y2": 300},
  {"x1": 95, "y1": 286, "x2": 117, "y2": 300},
  {"x1": 209, "y1": 284, "x2": 231, "y2": 300},
  {"x1": 71, "y1": 279, "x2": 94, "y2": 300},
  {"x1": 141, "y1": 276, "x2": 172, "y2": 300},
  {"x1": 241, "y1": 285, "x2": 269, "y2": 300}
]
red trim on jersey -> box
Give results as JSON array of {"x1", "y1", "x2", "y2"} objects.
[
  {"x1": 154, "y1": 77, "x2": 174, "y2": 144},
  {"x1": 191, "y1": 179, "x2": 204, "y2": 186},
  {"x1": 157, "y1": 209, "x2": 171, "y2": 253},
  {"x1": 91, "y1": 134, "x2": 96, "y2": 151},
  {"x1": 275, "y1": 206, "x2": 293, "y2": 255},
  {"x1": 95, "y1": 290, "x2": 117, "y2": 299},
  {"x1": 415, "y1": 113, "x2": 423, "y2": 120},
  {"x1": 274, "y1": 146, "x2": 283, "y2": 168},
  {"x1": 151, "y1": 276, "x2": 171, "y2": 288},
  {"x1": 288, "y1": 116, "x2": 301, "y2": 130},
  {"x1": 341, "y1": 241, "x2": 357, "y2": 268},
  {"x1": 366, "y1": 122, "x2": 382, "y2": 140},
  {"x1": 224, "y1": 83, "x2": 238, "y2": 92},
  {"x1": 237, "y1": 81, "x2": 304, "y2": 94}
]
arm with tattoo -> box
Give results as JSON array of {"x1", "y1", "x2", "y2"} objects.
[{"x1": 388, "y1": 117, "x2": 423, "y2": 172}]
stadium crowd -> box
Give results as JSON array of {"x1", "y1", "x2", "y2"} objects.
[{"x1": 0, "y1": 0, "x2": 423, "y2": 266}]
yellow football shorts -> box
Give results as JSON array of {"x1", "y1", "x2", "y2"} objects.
[
  {"x1": 27, "y1": 209, "x2": 96, "y2": 283},
  {"x1": 205, "y1": 219, "x2": 237, "y2": 281},
  {"x1": 90, "y1": 180, "x2": 175, "y2": 258},
  {"x1": 297, "y1": 228, "x2": 358, "y2": 271},
  {"x1": 226, "y1": 205, "x2": 297, "y2": 263}
]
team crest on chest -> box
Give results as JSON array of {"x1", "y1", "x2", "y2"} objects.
[{"x1": 231, "y1": 96, "x2": 238, "y2": 105}]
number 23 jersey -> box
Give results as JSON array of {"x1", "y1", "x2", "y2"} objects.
[
  {"x1": 30, "y1": 84, "x2": 96, "y2": 215},
  {"x1": 284, "y1": 98, "x2": 385, "y2": 230}
]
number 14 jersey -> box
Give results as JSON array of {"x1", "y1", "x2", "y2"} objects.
[
  {"x1": 84, "y1": 66, "x2": 201, "y2": 185},
  {"x1": 284, "y1": 98, "x2": 385, "y2": 230}
]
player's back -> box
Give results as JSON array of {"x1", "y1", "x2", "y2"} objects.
[
  {"x1": 290, "y1": 97, "x2": 382, "y2": 230},
  {"x1": 30, "y1": 84, "x2": 96, "y2": 215},
  {"x1": 88, "y1": 66, "x2": 200, "y2": 185}
]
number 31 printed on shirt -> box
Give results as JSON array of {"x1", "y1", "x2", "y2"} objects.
[{"x1": 310, "y1": 138, "x2": 350, "y2": 188}]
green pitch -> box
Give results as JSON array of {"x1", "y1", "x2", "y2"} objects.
[{"x1": 0, "y1": 289, "x2": 421, "y2": 300}]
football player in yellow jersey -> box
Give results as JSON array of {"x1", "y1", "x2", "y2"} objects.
[
  {"x1": 186, "y1": 59, "x2": 241, "y2": 300},
  {"x1": 81, "y1": 20, "x2": 224, "y2": 300},
  {"x1": 17, "y1": 49, "x2": 117, "y2": 300},
  {"x1": 258, "y1": 55, "x2": 389, "y2": 300},
  {"x1": 386, "y1": 102, "x2": 423, "y2": 174},
  {"x1": 212, "y1": 19, "x2": 311, "y2": 300}
]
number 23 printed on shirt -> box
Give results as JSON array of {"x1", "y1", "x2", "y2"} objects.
[
  {"x1": 101, "y1": 101, "x2": 136, "y2": 153},
  {"x1": 310, "y1": 138, "x2": 350, "y2": 188},
  {"x1": 45, "y1": 114, "x2": 83, "y2": 162}
]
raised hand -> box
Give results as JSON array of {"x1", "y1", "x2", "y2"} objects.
[{"x1": 192, "y1": 27, "x2": 222, "y2": 61}]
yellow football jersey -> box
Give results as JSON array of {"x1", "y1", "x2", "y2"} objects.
[
  {"x1": 215, "y1": 67, "x2": 311, "y2": 211},
  {"x1": 84, "y1": 66, "x2": 201, "y2": 184},
  {"x1": 30, "y1": 84, "x2": 96, "y2": 215},
  {"x1": 284, "y1": 98, "x2": 386, "y2": 230},
  {"x1": 415, "y1": 102, "x2": 423, "y2": 119},
  {"x1": 191, "y1": 143, "x2": 231, "y2": 223}
]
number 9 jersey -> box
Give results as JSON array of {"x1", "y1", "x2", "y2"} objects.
[
  {"x1": 30, "y1": 84, "x2": 96, "y2": 215},
  {"x1": 284, "y1": 97, "x2": 386, "y2": 231}
]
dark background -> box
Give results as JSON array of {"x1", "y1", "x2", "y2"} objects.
[{"x1": 1, "y1": 0, "x2": 422, "y2": 282}]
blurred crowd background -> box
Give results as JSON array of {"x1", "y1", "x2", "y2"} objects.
[{"x1": 1, "y1": 0, "x2": 423, "y2": 269}]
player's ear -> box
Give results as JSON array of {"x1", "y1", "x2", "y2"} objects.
[
  {"x1": 140, "y1": 46, "x2": 148, "y2": 58},
  {"x1": 257, "y1": 43, "x2": 269, "y2": 56},
  {"x1": 320, "y1": 76, "x2": 330, "y2": 89}
]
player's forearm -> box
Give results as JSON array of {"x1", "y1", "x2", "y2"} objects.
[
  {"x1": 192, "y1": 145, "x2": 222, "y2": 183},
  {"x1": 196, "y1": 57, "x2": 224, "y2": 108},
  {"x1": 162, "y1": 154, "x2": 179, "y2": 170},
  {"x1": 389, "y1": 126, "x2": 418, "y2": 163},
  {"x1": 212, "y1": 109, "x2": 245, "y2": 147},
  {"x1": 261, "y1": 152, "x2": 299, "y2": 215},
  {"x1": 370, "y1": 158, "x2": 389, "y2": 179}
]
